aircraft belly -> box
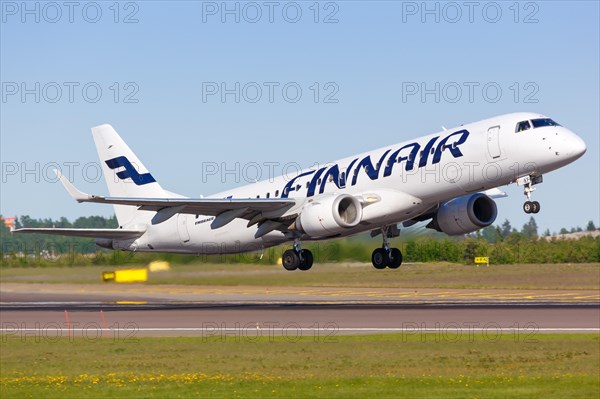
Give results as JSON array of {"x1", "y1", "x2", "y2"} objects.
[{"x1": 187, "y1": 217, "x2": 265, "y2": 254}]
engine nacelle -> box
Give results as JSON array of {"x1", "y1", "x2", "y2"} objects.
[
  {"x1": 428, "y1": 193, "x2": 497, "y2": 236},
  {"x1": 95, "y1": 238, "x2": 114, "y2": 249},
  {"x1": 95, "y1": 238, "x2": 138, "y2": 251},
  {"x1": 296, "y1": 194, "x2": 363, "y2": 238}
]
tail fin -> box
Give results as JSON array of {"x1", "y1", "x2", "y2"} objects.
[{"x1": 92, "y1": 124, "x2": 169, "y2": 226}]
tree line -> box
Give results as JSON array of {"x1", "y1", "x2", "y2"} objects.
[{"x1": 1, "y1": 215, "x2": 598, "y2": 266}]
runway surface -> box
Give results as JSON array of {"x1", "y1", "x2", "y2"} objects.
[
  {"x1": 1, "y1": 284, "x2": 598, "y2": 337},
  {"x1": 2, "y1": 283, "x2": 599, "y2": 304}
]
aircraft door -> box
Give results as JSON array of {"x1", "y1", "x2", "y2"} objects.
[
  {"x1": 177, "y1": 214, "x2": 191, "y2": 245},
  {"x1": 487, "y1": 126, "x2": 502, "y2": 159}
]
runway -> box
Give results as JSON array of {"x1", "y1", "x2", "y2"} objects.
[
  {"x1": 1, "y1": 284, "x2": 598, "y2": 337},
  {"x1": 2, "y1": 282, "x2": 599, "y2": 304}
]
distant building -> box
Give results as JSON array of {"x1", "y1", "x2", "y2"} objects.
[
  {"x1": 1, "y1": 217, "x2": 17, "y2": 231},
  {"x1": 543, "y1": 230, "x2": 600, "y2": 241}
]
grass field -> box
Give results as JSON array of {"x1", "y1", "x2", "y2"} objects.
[
  {"x1": 2, "y1": 263, "x2": 598, "y2": 397},
  {"x1": 1, "y1": 334, "x2": 598, "y2": 398},
  {"x1": 1, "y1": 262, "x2": 599, "y2": 290}
]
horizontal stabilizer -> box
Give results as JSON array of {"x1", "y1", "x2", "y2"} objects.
[{"x1": 13, "y1": 228, "x2": 146, "y2": 239}]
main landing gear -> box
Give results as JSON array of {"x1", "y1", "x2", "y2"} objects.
[
  {"x1": 282, "y1": 240, "x2": 314, "y2": 271},
  {"x1": 370, "y1": 225, "x2": 403, "y2": 269},
  {"x1": 519, "y1": 175, "x2": 543, "y2": 214}
]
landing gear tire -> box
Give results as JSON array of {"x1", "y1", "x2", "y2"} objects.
[
  {"x1": 298, "y1": 249, "x2": 314, "y2": 271},
  {"x1": 282, "y1": 249, "x2": 300, "y2": 271},
  {"x1": 524, "y1": 201, "x2": 541, "y2": 214},
  {"x1": 371, "y1": 248, "x2": 389, "y2": 269},
  {"x1": 282, "y1": 248, "x2": 313, "y2": 271},
  {"x1": 387, "y1": 248, "x2": 403, "y2": 269}
]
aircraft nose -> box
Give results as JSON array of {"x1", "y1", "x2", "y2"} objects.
[{"x1": 566, "y1": 134, "x2": 587, "y2": 159}]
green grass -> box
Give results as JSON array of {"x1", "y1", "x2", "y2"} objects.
[
  {"x1": 1, "y1": 262, "x2": 599, "y2": 290},
  {"x1": 1, "y1": 334, "x2": 598, "y2": 398}
]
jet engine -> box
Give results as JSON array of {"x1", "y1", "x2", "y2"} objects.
[
  {"x1": 296, "y1": 194, "x2": 363, "y2": 238},
  {"x1": 427, "y1": 193, "x2": 497, "y2": 236}
]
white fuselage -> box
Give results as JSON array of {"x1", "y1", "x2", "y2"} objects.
[{"x1": 123, "y1": 112, "x2": 586, "y2": 254}]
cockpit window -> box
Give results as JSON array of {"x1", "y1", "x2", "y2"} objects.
[
  {"x1": 516, "y1": 120, "x2": 531, "y2": 132},
  {"x1": 531, "y1": 118, "x2": 560, "y2": 128}
]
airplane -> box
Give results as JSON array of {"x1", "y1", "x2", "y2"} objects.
[{"x1": 15, "y1": 112, "x2": 587, "y2": 271}]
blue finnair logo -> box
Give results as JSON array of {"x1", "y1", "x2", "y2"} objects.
[
  {"x1": 281, "y1": 129, "x2": 470, "y2": 198},
  {"x1": 105, "y1": 156, "x2": 156, "y2": 185}
]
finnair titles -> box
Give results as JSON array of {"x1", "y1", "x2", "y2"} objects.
[{"x1": 280, "y1": 129, "x2": 469, "y2": 199}]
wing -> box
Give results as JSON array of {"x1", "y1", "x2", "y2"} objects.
[
  {"x1": 13, "y1": 228, "x2": 146, "y2": 239},
  {"x1": 56, "y1": 169, "x2": 297, "y2": 227}
]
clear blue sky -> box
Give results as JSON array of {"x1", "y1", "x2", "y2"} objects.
[{"x1": 1, "y1": 1, "x2": 598, "y2": 233}]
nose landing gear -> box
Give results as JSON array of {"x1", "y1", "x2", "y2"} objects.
[{"x1": 518, "y1": 175, "x2": 543, "y2": 214}]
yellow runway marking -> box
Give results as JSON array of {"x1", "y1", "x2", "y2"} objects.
[{"x1": 527, "y1": 293, "x2": 590, "y2": 298}]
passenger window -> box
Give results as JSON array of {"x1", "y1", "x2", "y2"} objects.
[
  {"x1": 266, "y1": 192, "x2": 270, "y2": 198},
  {"x1": 516, "y1": 121, "x2": 531, "y2": 132},
  {"x1": 275, "y1": 190, "x2": 279, "y2": 197}
]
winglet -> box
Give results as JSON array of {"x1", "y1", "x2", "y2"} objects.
[{"x1": 55, "y1": 169, "x2": 90, "y2": 202}]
